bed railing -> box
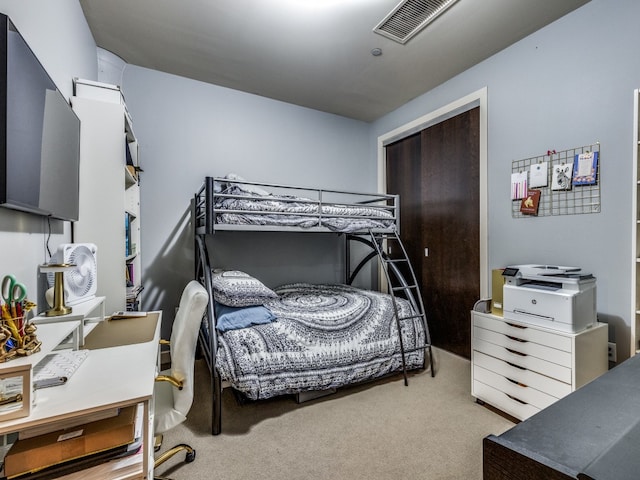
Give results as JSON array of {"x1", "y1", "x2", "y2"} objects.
[
  {"x1": 194, "y1": 234, "x2": 224, "y2": 435},
  {"x1": 194, "y1": 176, "x2": 399, "y2": 235}
]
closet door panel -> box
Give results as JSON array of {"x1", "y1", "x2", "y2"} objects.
[
  {"x1": 420, "y1": 108, "x2": 480, "y2": 358},
  {"x1": 386, "y1": 107, "x2": 480, "y2": 359},
  {"x1": 385, "y1": 132, "x2": 422, "y2": 285}
]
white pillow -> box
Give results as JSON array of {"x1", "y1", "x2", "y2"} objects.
[
  {"x1": 224, "y1": 173, "x2": 270, "y2": 197},
  {"x1": 211, "y1": 270, "x2": 278, "y2": 307}
]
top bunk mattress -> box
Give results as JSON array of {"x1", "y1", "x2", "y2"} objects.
[{"x1": 194, "y1": 175, "x2": 399, "y2": 234}]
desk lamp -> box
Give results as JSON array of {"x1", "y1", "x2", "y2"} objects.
[{"x1": 39, "y1": 263, "x2": 74, "y2": 316}]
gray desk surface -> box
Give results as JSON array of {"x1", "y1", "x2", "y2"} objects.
[{"x1": 486, "y1": 354, "x2": 640, "y2": 479}]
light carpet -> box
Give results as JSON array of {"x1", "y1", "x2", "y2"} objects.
[{"x1": 155, "y1": 348, "x2": 514, "y2": 480}]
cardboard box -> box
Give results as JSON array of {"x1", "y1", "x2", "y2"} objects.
[
  {"x1": 4, "y1": 405, "x2": 137, "y2": 478},
  {"x1": 491, "y1": 269, "x2": 505, "y2": 316}
]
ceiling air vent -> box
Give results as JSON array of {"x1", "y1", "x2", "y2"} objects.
[{"x1": 374, "y1": 0, "x2": 460, "y2": 44}]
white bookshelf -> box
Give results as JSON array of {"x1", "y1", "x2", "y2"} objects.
[
  {"x1": 71, "y1": 80, "x2": 143, "y2": 314},
  {"x1": 632, "y1": 88, "x2": 640, "y2": 356}
]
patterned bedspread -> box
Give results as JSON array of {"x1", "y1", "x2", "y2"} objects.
[
  {"x1": 215, "y1": 283, "x2": 425, "y2": 400},
  {"x1": 214, "y1": 185, "x2": 395, "y2": 233}
]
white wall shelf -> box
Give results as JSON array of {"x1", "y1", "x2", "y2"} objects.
[{"x1": 31, "y1": 296, "x2": 105, "y2": 348}]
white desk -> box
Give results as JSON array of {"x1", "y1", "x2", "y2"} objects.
[{"x1": 0, "y1": 310, "x2": 161, "y2": 479}]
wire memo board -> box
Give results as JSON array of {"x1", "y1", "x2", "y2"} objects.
[{"x1": 511, "y1": 142, "x2": 600, "y2": 218}]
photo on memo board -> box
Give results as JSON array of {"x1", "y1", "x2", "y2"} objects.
[
  {"x1": 572, "y1": 151, "x2": 598, "y2": 186},
  {"x1": 520, "y1": 189, "x2": 541, "y2": 216},
  {"x1": 552, "y1": 163, "x2": 573, "y2": 191}
]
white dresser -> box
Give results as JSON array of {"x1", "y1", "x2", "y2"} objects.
[{"x1": 471, "y1": 311, "x2": 608, "y2": 420}]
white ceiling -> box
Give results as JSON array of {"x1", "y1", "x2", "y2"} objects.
[{"x1": 79, "y1": 0, "x2": 590, "y2": 122}]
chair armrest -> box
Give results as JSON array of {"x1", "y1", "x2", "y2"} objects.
[
  {"x1": 159, "y1": 339, "x2": 170, "y2": 346},
  {"x1": 155, "y1": 375, "x2": 183, "y2": 390}
]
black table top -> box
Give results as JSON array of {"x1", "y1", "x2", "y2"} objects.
[{"x1": 486, "y1": 353, "x2": 640, "y2": 479}]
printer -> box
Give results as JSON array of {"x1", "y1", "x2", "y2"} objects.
[{"x1": 501, "y1": 264, "x2": 597, "y2": 333}]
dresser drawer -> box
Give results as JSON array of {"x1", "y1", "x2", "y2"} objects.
[
  {"x1": 474, "y1": 338, "x2": 571, "y2": 383},
  {"x1": 473, "y1": 326, "x2": 571, "y2": 367},
  {"x1": 474, "y1": 364, "x2": 559, "y2": 411},
  {"x1": 473, "y1": 379, "x2": 540, "y2": 420},
  {"x1": 473, "y1": 313, "x2": 571, "y2": 352},
  {"x1": 473, "y1": 351, "x2": 571, "y2": 399}
]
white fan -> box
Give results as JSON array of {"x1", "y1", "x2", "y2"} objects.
[{"x1": 49, "y1": 243, "x2": 98, "y2": 306}]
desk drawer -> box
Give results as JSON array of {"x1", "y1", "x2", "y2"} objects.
[
  {"x1": 473, "y1": 313, "x2": 571, "y2": 352},
  {"x1": 474, "y1": 365, "x2": 558, "y2": 411},
  {"x1": 473, "y1": 326, "x2": 571, "y2": 368},
  {"x1": 474, "y1": 338, "x2": 571, "y2": 384},
  {"x1": 473, "y1": 351, "x2": 571, "y2": 399},
  {"x1": 473, "y1": 379, "x2": 540, "y2": 420}
]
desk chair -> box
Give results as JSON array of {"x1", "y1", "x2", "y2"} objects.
[{"x1": 153, "y1": 280, "x2": 208, "y2": 480}]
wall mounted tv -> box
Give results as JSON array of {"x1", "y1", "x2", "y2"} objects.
[{"x1": 0, "y1": 13, "x2": 80, "y2": 221}]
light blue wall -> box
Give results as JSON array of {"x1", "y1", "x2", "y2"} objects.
[
  {"x1": 371, "y1": 0, "x2": 638, "y2": 357},
  {"x1": 0, "y1": 0, "x2": 636, "y2": 356},
  {"x1": 120, "y1": 67, "x2": 372, "y2": 328},
  {"x1": 0, "y1": 0, "x2": 97, "y2": 306}
]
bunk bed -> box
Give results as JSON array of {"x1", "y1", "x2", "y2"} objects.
[{"x1": 194, "y1": 175, "x2": 434, "y2": 435}]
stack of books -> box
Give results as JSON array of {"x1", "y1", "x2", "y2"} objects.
[{"x1": 126, "y1": 284, "x2": 144, "y2": 311}]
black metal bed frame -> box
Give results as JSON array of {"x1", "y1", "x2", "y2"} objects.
[{"x1": 193, "y1": 176, "x2": 434, "y2": 435}]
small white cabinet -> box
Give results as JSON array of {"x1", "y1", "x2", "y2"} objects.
[{"x1": 471, "y1": 311, "x2": 607, "y2": 420}]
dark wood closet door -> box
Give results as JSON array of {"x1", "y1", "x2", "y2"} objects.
[
  {"x1": 386, "y1": 107, "x2": 480, "y2": 359},
  {"x1": 386, "y1": 132, "x2": 423, "y2": 286}
]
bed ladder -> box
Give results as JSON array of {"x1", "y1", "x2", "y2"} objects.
[{"x1": 365, "y1": 230, "x2": 435, "y2": 383}]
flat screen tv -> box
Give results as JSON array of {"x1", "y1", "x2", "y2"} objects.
[{"x1": 0, "y1": 13, "x2": 80, "y2": 221}]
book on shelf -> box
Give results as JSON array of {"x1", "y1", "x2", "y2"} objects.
[
  {"x1": 126, "y1": 284, "x2": 143, "y2": 300},
  {"x1": 125, "y1": 263, "x2": 135, "y2": 286},
  {"x1": 124, "y1": 214, "x2": 131, "y2": 257},
  {"x1": 125, "y1": 142, "x2": 134, "y2": 166}
]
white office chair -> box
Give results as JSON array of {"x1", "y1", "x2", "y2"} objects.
[{"x1": 153, "y1": 280, "x2": 209, "y2": 480}]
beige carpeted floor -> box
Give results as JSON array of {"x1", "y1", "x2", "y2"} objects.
[{"x1": 155, "y1": 348, "x2": 514, "y2": 480}]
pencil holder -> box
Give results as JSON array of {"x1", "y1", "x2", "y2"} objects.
[
  {"x1": 0, "y1": 316, "x2": 41, "y2": 363},
  {"x1": 0, "y1": 313, "x2": 38, "y2": 421}
]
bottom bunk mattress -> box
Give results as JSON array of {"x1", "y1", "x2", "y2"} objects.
[{"x1": 215, "y1": 283, "x2": 425, "y2": 400}]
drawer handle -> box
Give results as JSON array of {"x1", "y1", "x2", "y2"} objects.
[
  {"x1": 506, "y1": 377, "x2": 528, "y2": 388},
  {"x1": 506, "y1": 393, "x2": 528, "y2": 405},
  {"x1": 506, "y1": 347, "x2": 527, "y2": 357},
  {"x1": 506, "y1": 361, "x2": 526, "y2": 371},
  {"x1": 505, "y1": 322, "x2": 527, "y2": 330},
  {"x1": 505, "y1": 334, "x2": 527, "y2": 343}
]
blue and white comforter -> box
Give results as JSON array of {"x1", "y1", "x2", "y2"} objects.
[{"x1": 215, "y1": 283, "x2": 425, "y2": 400}]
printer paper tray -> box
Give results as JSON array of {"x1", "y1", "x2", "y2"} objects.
[{"x1": 504, "y1": 309, "x2": 589, "y2": 333}]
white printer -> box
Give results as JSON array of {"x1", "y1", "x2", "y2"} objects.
[{"x1": 501, "y1": 264, "x2": 597, "y2": 333}]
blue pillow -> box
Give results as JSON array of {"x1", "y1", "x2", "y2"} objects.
[{"x1": 215, "y1": 302, "x2": 276, "y2": 332}]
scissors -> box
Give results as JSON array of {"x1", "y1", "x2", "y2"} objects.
[{"x1": 2, "y1": 275, "x2": 27, "y2": 315}]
